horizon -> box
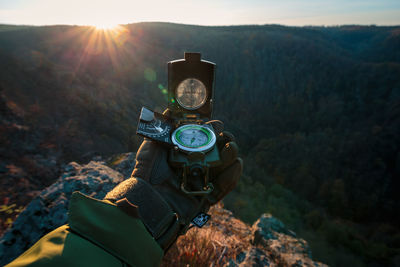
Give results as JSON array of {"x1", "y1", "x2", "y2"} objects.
[
  {"x1": 1, "y1": 0, "x2": 400, "y2": 28},
  {"x1": 1, "y1": 21, "x2": 399, "y2": 28}
]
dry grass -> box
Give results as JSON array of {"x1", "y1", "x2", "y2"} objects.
[
  {"x1": 162, "y1": 204, "x2": 253, "y2": 267},
  {"x1": 162, "y1": 228, "x2": 225, "y2": 266}
]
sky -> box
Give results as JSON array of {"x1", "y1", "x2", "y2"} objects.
[{"x1": 0, "y1": 0, "x2": 399, "y2": 27}]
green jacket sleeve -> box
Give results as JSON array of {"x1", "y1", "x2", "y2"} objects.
[{"x1": 6, "y1": 192, "x2": 164, "y2": 267}]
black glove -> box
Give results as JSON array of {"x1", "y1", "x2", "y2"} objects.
[{"x1": 105, "y1": 121, "x2": 242, "y2": 250}]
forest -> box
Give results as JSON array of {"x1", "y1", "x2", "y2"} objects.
[{"x1": 0, "y1": 23, "x2": 399, "y2": 266}]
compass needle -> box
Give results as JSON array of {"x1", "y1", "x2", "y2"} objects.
[{"x1": 172, "y1": 124, "x2": 216, "y2": 151}]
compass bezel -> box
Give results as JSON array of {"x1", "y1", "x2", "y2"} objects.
[{"x1": 171, "y1": 124, "x2": 216, "y2": 153}]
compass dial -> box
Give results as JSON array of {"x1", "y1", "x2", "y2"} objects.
[
  {"x1": 171, "y1": 124, "x2": 216, "y2": 153},
  {"x1": 175, "y1": 78, "x2": 207, "y2": 110},
  {"x1": 178, "y1": 128, "x2": 208, "y2": 148}
]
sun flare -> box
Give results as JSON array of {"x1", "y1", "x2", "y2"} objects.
[{"x1": 92, "y1": 22, "x2": 119, "y2": 30}]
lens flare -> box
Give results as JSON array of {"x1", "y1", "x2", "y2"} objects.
[{"x1": 92, "y1": 22, "x2": 119, "y2": 30}]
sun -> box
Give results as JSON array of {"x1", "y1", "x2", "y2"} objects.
[{"x1": 92, "y1": 22, "x2": 119, "y2": 30}]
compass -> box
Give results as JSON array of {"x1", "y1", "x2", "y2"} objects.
[
  {"x1": 171, "y1": 124, "x2": 216, "y2": 153},
  {"x1": 136, "y1": 53, "x2": 220, "y2": 196}
]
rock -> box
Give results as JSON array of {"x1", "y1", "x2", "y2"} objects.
[
  {"x1": 250, "y1": 214, "x2": 326, "y2": 267},
  {"x1": 0, "y1": 161, "x2": 124, "y2": 266},
  {"x1": 106, "y1": 152, "x2": 136, "y2": 177},
  {"x1": 1, "y1": 158, "x2": 328, "y2": 267},
  {"x1": 239, "y1": 248, "x2": 271, "y2": 267},
  {"x1": 225, "y1": 248, "x2": 272, "y2": 267},
  {"x1": 236, "y1": 251, "x2": 247, "y2": 263},
  {"x1": 252, "y1": 213, "x2": 296, "y2": 245},
  {"x1": 165, "y1": 204, "x2": 327, "y2": 266},
  {"x1": 92, "y1": 155, "x2": 103, "y2": 162},
  {"x1": 210, "y1": 210, "x2": 327, "y2": 267}
]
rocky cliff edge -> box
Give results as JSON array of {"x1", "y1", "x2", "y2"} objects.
[{"x1": 0, "y1": 153, "x2": 327, "y2": 266}]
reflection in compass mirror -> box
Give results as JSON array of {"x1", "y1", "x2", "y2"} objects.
[{"x1": 176, "y1": 78, "x2": 207, "y2": 109}]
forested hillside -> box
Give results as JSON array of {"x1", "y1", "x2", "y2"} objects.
[{"x1": 0, "y1": 23, "x2": 399, "y2": 266}]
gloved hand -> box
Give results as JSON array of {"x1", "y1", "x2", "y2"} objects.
[{"x1": 105, "y1": 120, "x2": 242, "y2": 250}]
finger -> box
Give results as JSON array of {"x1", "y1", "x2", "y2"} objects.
[
  {"x1": 218, "y1": 141, "x2": 239, "y2": 170},
  {"x1": 210, "y1": 141, "x2": 238, "y2": 179},
  {"x1": 205, "y1": 120, "x2": 224, "y2": 136},
  {"x1": 131, "y1": 140, "x2": 158, "y2": 180},
  {"x1": 209, "y1": 158, "x2": 243, "y2": 204},
  {"x1": 217, "y1": 131, "x2": 236, "y2": 150}
]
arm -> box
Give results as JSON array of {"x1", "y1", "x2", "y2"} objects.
[
  {"x1": 7, "y1": 192, "x2": 163, "y2": 267},
  {"x1": 7, "y1": 129, "x2": 242, "y2": 266}
]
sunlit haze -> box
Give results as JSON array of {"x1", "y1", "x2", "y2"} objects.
[
  {"x1": 1, "y1": 0, "x2": 399, "y2": 26},
  {"x1": 92, "y1": 22, "x2": 119, "y2": 30}
]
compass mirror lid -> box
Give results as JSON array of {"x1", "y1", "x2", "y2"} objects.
[{"x1": 168, "y1": 52, "x2": 216, "y2": 120}]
